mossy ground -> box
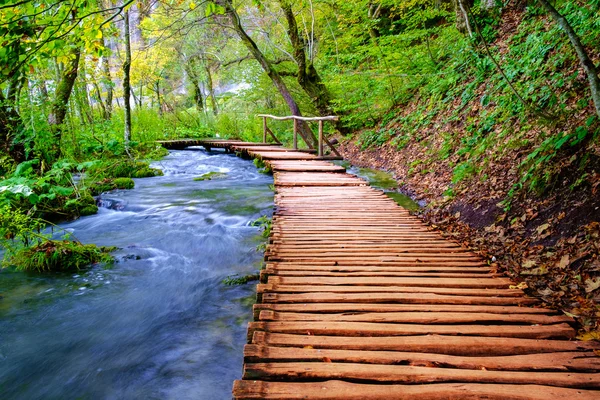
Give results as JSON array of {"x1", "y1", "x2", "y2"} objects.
[{"x1": 4, "y1": 241, "x2": 115, "y2": 273}]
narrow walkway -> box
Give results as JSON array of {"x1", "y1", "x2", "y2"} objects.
[{"x1": 193, "y1": 140, "x2": 600, "y2": 399}]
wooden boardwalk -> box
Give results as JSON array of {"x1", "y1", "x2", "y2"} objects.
[{"x1": 188, "y1": 140, "x2": 600, "y2": 399}]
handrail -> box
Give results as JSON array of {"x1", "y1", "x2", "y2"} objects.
[
  {"x1": 257, "y1": 114, "x2": 340, "y2": 158},
  {"x1": 257, "y1": 114, "x2": 339, "y2": 122}
]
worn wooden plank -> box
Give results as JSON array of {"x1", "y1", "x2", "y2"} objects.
[
  {"x1": 257, "y1": 310, "x2": 572, "y2": 325},
  {"x1": 248, "y1": 321, "x2": 575, "y2": 340},
  {"x1": 243, "y1": 345, "x2": 600, "y2": 371},
  {"x1": 233, "y1": 380, "x2": 600, "y2": 400},
  {"x1": 243, "y1": 362, "x2": 600, "y2": 388},
  {"x1": 251, "y1": 332, "x2": 599, "y2": 356}
]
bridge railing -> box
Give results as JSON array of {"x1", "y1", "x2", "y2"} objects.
[{"x1": 257, "y1": 114, "x2": 341, "y2": 158}]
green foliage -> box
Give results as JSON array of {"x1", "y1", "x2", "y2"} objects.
[
  {"x1": 0, "y1": 205, "x2": 113, "y2": 272},
  {"x1": 87, "y1": 160, "x2": 163, "y2": 179},
  {"x1": 5, "y1": 241, "x2": 114, "y2": 273},
  {"x1": 251, "y1": 215, "x2": 272, "y2": 239}
]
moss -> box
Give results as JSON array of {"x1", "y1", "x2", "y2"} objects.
[
  {"x1": 4, "y1": 240, "x2": 115, "y2": 272},
  {"x1": 194, "y1": 171, "x2": 227, "y2": 181},
  {"x1": 113, "y1": 177, "x2": 135, "y2": 189},
  {"x1": 132, "y1": 166, "x2": 163, "y2": 178},
  {"x1": 64, "y1": 193, "x2": 98, "y2": 217},
  {"x1": 222, "y1": 273, "x2": 260, "y2": 285},
  {"x1": 88, "y1": 177, "x2": 134, "y2": 195},
  {"x1": 88, "y1": 160, "x2": 163, "y2": 179},
  {"x1": 88, "y1": 179, "x2": 115, "y2": 195}
]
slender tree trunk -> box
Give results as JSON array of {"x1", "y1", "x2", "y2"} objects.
[
  {"x1": 185, "y1": 57, "x2": 204, "y2": 112},
  {"x1": 101, "y1": 44, "x2": 114, "y2": 119},
  {"x1": 155, "y1": 80, "x2": 163, "y2": 116},
  {"x1": 0, "y1": 77, "x2": 26, "y2": 162},
  {"x1": 123, "y1": 8, "x2": 132, "y2": 148},
  {"x1": 48, "y1": 48, "x2": 81, "y2": 161},
  {"x1": 216, "y1": 0, "x2": 316, "y2": 147},
  {"x1": 93, "y1": 81, "x2": 108, "y2": 119},
  {"x1": 279, "y1": 2, "x2": 333, "y2": 116},
  {"x1": 204, "y1": 61, "x2": 218, "y2": 116},
  {"x1": 453, "y1": 0, "x2": 473, "y2": 36},
  {"x1": 537, "y1": 0, "x2": 600, "y2": 120}
]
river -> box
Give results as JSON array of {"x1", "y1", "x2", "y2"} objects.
[{"x1": 0, "y1": 149, "x2": 273, "y2": 399}]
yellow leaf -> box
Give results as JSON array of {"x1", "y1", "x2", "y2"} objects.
[
  {"x1": 577, "y1": 331, "x2": 600, "y2": 341},
  {"x1": 536, "y1": 223, "x2": 550, "y2": 235},
  {"x1": 190, "y1": 1, "x2": 196, "y2": 9},
  {"x1": 95, "y1": 30, "x2": 103, "y2": 39},
  {"x1": 557, "y1": 254, "x2": 569, "y2": 269}
]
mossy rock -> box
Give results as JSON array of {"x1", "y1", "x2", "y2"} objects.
[
  {"x1": 88, "y1": 177, "x2": 135, "y2": 195},
  {"x1": 113, "y1": 178, "x2": 135, "y2": 189},
  {"x1": 88, "y1": 160, "x2": 163, "y2": 179},
  {"x1": 194, "y1": 171, "x2": 227, "y2": 181},
  {"x1": 132, "y1": 166, "x2": 163, "y2": 178},
  {"x1": 64, "y1": 193, "x2": 98, "y2": 217},
  {"x1": 88, "y1": 179, "x2": 116, "y2": 195},
  {"x1": 5, "y1": 240, "x2": 115, "y2": 272}
]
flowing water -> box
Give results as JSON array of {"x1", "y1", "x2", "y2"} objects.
[
  {"x1": 0, "y1": 149, "x2": 274, "y2": 400},
  {"x1": 345, "y1": 164, "x2": 422, "y2": 211}
]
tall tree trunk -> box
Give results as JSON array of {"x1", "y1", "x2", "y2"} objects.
[
  {"x1": 93, "y1": 80, "x2": 108, "y2": 119},
  {"x1": 216, "y1": 0, "x2": 316, "y2": 147},
  {"x1": 185, "y1": 57, "x2": 204, "y2": 113},
  {"x1": 279, "y1": 3, "x2": 334, "y2": 116},
  {"x1": 453, "y1": 0, "x2": 473, "y2": 36},
  {"x1": 101, "y1": 36, "x2": 114, "y2": 120},
  {"x1": 203, "y1": 60, "x2": 218, "y2": 116},
  {"x1": 0, "y1": 76, "x2": 26, "y2": 162},
  {"x1": 537, "y1": 0, "x2": 600, "y2": 120},
  {"x1": 48, "y1": 48, "x2": 81, "y2": 161},
  {"x1": 123, "y1": 8, "x2": 132, "y2": 148}
]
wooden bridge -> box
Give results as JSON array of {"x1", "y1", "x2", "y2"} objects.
[{"x1": 161, "y1": 138, "x2": 600, "y2": 399}]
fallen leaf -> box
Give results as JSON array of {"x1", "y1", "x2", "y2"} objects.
[
  {"x1": 577, "y1": 331, "x2": 600, "y2": 341},
  {"x1": 584, "y1": 278, "x2": 600, "y2": 293},
  {"x1": 557, "y1": 254, "x2": 570, "y2": 269},
  {"x1": 522, "y1": 259, "x2": 536, "y2": 269},
  {"x1": 509, "y1": 282, "x2": 528, "y2": 290},
  {"x1": 520, "y1": 266, "x2": 548, "y2": 275},
  {"x1": 536, "y1": 223, "x2": 550, "y2": 235}
]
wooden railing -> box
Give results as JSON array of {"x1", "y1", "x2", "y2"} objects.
[{"x1": 257, "y1": 114, "x2": 341, "y2": 158}]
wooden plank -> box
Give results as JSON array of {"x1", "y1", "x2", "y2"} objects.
[
  {"x1": 253, "y1": 303, "x2": 562, "y2": 316},
  {"x1": 265, "y1": 276, "x2": 512, "y2": 288},
  {"x1": 252, "y1": 332, "x2": 599, "y2": 356},
  {"x1": 261, "y1": 292, "x2": 538, "y2": 306},
  {"x1": 233, "y1": 380, "x2": 600, "y2": 400},
  {"x1": 248, "y1": 321, "x2": 575, "y2": 340},
  {"x1": 243, "y1": 362, "x2": 600, "y2": 388},
  {"x1": 257, "y1": 285, "x2": 524, "y2": 297},
  {"x1": 243, "y1": 345, "x2": 600, "y2": 372},
  {"x1": 257, "y1": 311, "x2": 572, "y2": 325}
]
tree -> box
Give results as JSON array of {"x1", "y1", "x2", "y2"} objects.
[
  {"x1": 48, "y1": 47, "x2": 82, "y2": 160},
  {"x1": 278, "y1": 1, "x2": 334, "y2": 117},
  {"x1": 215, "y1": 0, "x2": 317, "y2": 147},
  {"x1": 536, "y1": 0, "x2": 600, "y2": 120},
  {"x1": 123, "y1": 6, "x2": 132, "y2": 148}
]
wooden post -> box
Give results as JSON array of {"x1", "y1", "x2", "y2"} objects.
[
  {"x1": 293, "y1": 118, "x2": 298, "y2": 150},
  {"x1": 262, "y1": 117, "x2": 267, "y2": 143},
  {"x1": 318, "y1": 120, "x2": 324, "y2": 158}
]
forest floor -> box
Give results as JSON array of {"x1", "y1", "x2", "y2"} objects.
[{"x1": 339, "y1": 136, "x2": 600, "y2": 337}]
